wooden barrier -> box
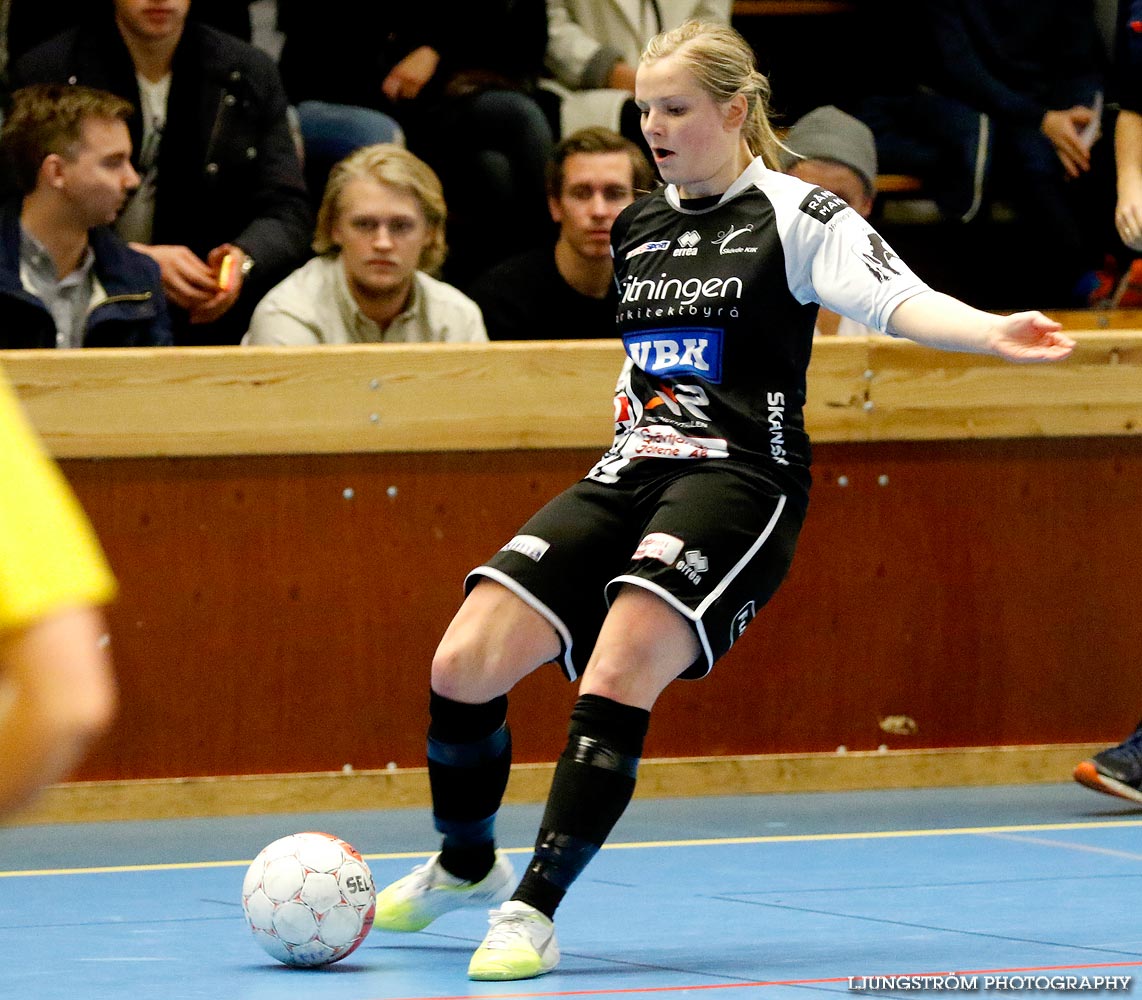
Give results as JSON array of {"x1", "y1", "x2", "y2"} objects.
[
  {"x1": 876, "y1": 174, "x2": 926, "y2": 195},
  {"x1": 4, "y1": 334, "x2": 1142, "y2": 822},
  {"x1": 7, "y1": 332, "x2": 1142, "y2": 457}
]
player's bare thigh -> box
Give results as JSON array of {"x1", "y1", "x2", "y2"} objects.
[
  {"x1": 579, "y1": 584, "x2": 700, "y2": 710},
  {"x1": 431, "y1": 578, "x2": 561, "y2": 704}
]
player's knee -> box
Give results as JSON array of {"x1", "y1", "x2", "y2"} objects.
[
  {"x1": 578, "y1": 656, "x2": 662, "y2": 709},
  {"x1": 430, "y1": 635, "x2": 504, "y2": 703},
  {"x1": 429, "y1": 638, "x2": 471, "y2": 700},
  {"x1": 581, "y1": 624, "x2": 698, "y2": 707},
  {"x1": 432, "y1": 631, "x2": 542, "y2": 704}
]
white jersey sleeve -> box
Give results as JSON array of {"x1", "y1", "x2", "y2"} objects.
[{"x1": 768, "y1": 172, "x2": 931, "y2": 334}]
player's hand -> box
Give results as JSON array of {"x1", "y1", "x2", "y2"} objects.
[
  {"x1": 1041, "y1": 108, "x2": 1094, "y2": 178},
  {"x1": 987, "y1": 311, "x2": 1075, "y2": 362},
  {"x1": 382, "y1": 46, "x2": 440, "y2": 102},
  {"x1": 131, "y1": 243, "x2": 217, "y2": 309},
  {"x1": 187, "y1": 244, "x2": 247, "y2": 325}
]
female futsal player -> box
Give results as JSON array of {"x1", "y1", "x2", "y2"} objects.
[{"x1": 372, "y1": 19, "x2": 1075, "y2": 982}]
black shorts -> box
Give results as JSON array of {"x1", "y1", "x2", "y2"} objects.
[{"x1": 466, "y1": 462, "x2": 805, "y2": 681}]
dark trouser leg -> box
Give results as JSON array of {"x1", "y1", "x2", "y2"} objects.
[
  {"x1": 512, "y1": 693, "x2": 651, "y2": 918},
  {"x1": 427, "y1": 690, "x2": 512, "y2": 882}
]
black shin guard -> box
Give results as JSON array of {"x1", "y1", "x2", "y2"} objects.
[
  {"x1": 427, "y1": 691, "x2": 511, "y2": 882},
  {"x1": 514, "y1": 694, "x2": 650, "y2": 918}
]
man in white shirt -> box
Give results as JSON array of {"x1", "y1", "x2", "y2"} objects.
[{"x1": 244, "y1": 145, "x2": 486, "y2": 345}]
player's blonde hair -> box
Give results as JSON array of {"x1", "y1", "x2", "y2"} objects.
[
  {"x1": 313, "y1": 143, "x2": 448, "y2": 276},
  {"x1": 640, "y1": 20, "x2": 784, "y2": 170}
]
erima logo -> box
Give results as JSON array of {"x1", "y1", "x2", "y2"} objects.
[
  {"x1": 713, "y1": 224, "x2": 757, "y2": 254},
  {"x1": 676, "y1": 548, "x2": 708, "y2": 584},
  {"x1": 673, "y1": 229, "x2": 700, "y2": 257},
  {"x1": 501, "y1": 534, "x2": 550, "y2": 561},
  {"x1": 627, "y1": 239, "x2": 671, "y2": 259},
  {"x1": 623, "y1": 328, "x2": 723, "y2": 383},
  {"x1": 857, "y1": 233, "x2": 902, "y2": 283}
]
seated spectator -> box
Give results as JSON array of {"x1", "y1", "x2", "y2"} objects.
[
  {"x1": 1102, "y1": 0, "x2": 1142, "y2": 305},
  {"x1": 4, "y1": 0, "x2": 254, "y2": 72},
  {"x1": 856, "y1": 0, "x2": 1113, "y2": 306},
  {"x1": 0, "y1": 83, "x2": 170, "y2": 348},
  {"x1": 0, "y1": 362, "x2": 118, "y2": 819},
  {"x1": 542, "y1": 0, "x2": 731, "y2": 154},
  {"x1": 10, "y1": 0, "x2": 313, "y2": 345},
  {"x1": 243, "y1": 144, "x2": 486, "y2": 345},
  {"x1": 276, "y1": 0, "x2": 553, "y2": 288},
  {"x1": 270, "y1": 0, "x2": 403, "y2": 208},
  {"x1": 466, "y1": 126, "x2": 654, "y2": 341},
  {"x1": 779, "y1": 105, "x2": 879, "y2": 337}
]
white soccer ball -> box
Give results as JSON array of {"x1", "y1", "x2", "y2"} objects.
[{"x1": 241, "y1": 831, "x2": 376, "y2": 967}]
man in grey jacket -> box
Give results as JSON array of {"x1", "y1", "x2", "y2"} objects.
[{"x1": 542, "y1": 0, "x2": 731, "y2": 140}]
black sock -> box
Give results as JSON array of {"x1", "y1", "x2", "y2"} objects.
[
  {"x1": 513, "y1": 693, "x2": 650, "y2": 918},
  {"x1": 427, "y1": 690, "x2": 511, "y2": 883}
]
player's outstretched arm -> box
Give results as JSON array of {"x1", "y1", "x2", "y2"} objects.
[{"x1": 886, "y1": 290, "x2": 1076, "y2": 363}]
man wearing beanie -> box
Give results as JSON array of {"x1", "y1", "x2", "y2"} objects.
[
  {"x1": 780, "y1": 105, "x2": 878, "y2": 335},
  {"x1": 779, "y1": 105, "x2": 878, "y2": 219}
]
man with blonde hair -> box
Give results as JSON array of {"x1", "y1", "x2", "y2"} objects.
[
  {"x1": 243, "y1": 144, "x2": 486, "y2": 344},
  {"x1": 0, "y1": 83, "x2": 170, "y2": 348}
]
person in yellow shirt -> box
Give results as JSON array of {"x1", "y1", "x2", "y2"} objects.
[{"x1": 0, "y1": 366, "x2": 117, "y2": 818}]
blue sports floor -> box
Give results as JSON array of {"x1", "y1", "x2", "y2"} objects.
[{"x1": 2, "y1": 784, "x2": 1140, "y2": 999}]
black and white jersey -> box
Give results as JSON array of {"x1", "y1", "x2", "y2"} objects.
[{"x1": 587, "y1": 157, "x2": 930, "y2": 505}]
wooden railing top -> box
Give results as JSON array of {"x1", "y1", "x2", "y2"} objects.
[{"x1": 4, "y1": 331, "x2": 1141, "y2": 458}]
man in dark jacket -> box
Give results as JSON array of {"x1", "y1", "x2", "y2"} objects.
[
  {"x1": 466, "y1": 126, "x2": 653, "y2": 341},
  {"x1": 859, "y1": 0, "x2": 1114, "y2": 306},
  {"x1": 0, "y1": 83, "x2": 170, "y2": 349},
  {"x1": 3, "y1": 0, "x2": 253, "y2": 74},
  {"x1": 276, "y1": 0, "x2": 553, "y2": 287},
  {"x1": 11, "y1": 0, "x2": 312, "y2": 345}
]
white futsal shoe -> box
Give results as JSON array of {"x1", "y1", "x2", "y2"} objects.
[
  {"x1": 467, "y1": 900, "x2": 560, "y2": 981},
  {"x1": 372, "y1": 851, "x2": 515, "y2": 932}
]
